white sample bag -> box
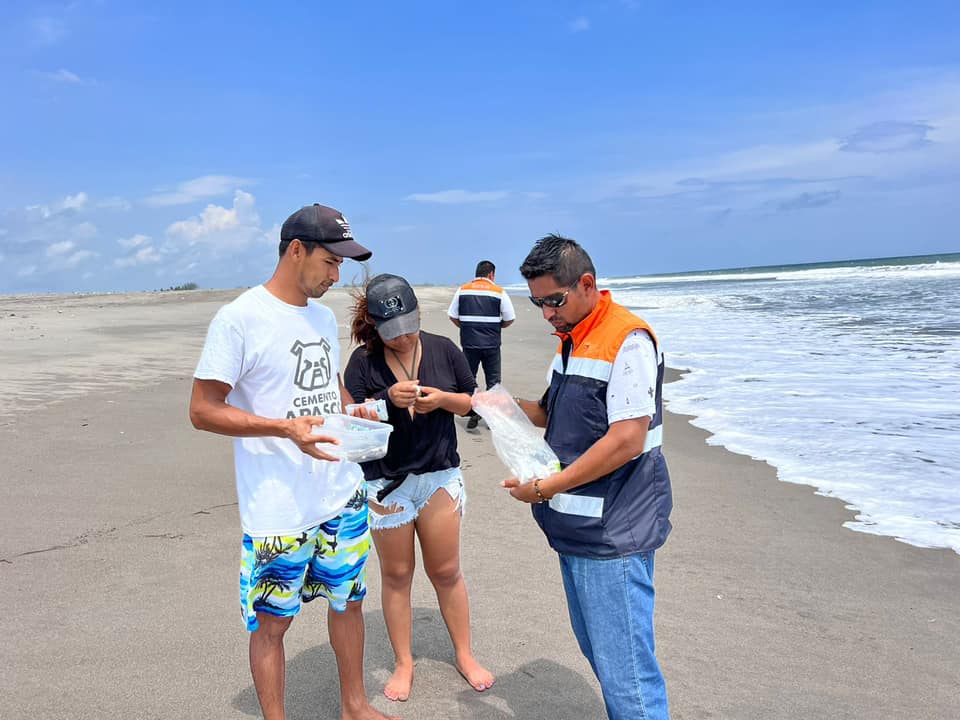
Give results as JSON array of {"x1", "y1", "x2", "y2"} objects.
[{"x1": 471, "y1": 384, "x2": 561, "y2": 484}]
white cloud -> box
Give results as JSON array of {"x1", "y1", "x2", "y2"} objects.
[
  {"x1": 589, "y1": 71, "x2": 960, "y2": 212},
  {"x1": 840, "y1": 121, "x2": 933, "y2": 153},
  {"x1": 568, "y1": 17, "x2": 591, "y2": 33},
  {"x1": 24, "y1": 192, "x2": 89, "y2": 219},
  {"x1": 118, "y1": 233, "x2": 150, "y2": 249},
  {"x1": 98, "y1": 196, "x2": 132, "y2": 211},
  {"x1": 165, "y1": 190, "x2": 268, "y2": 250},
  {"x1": 145, "y1": 175, "x2": 253, "y2": 207},
  {"x1": 73, "y1": 221, "x2": 97, "y2": 239},
  {"x1": 166, "y1": 190, "x2": 254, "y2": 242},
  {"x1": 115, "y1": 235, "x2": 161, "y2": 267},
  {"x1": 64, "y1": 250, "x2": 96, "y2": 268},
  {"x1": 43, "y1": 236, "x2": 98, "y2": 269},
  {"x1": 406, "y1": 189, "x2": 510, "y2": 204},
  {"x1": 47, "y1": 240, "x2": 76, "y2": 257},
  {"x1": 776, "y1": 190, "x2": 842, "y2": 212},
  {"x1": 115, "y1": 245, "x2": 162, "y2": 268},
  {"x1": 0, "y1": 190, "x2": 103, "y2": 288},
  {"x1": 41, "y1": 68, "x2": 82, "y2": 84}
]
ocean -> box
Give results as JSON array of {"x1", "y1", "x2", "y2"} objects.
[{"x1": 603, "y1": 253, "x2": 960, "y2": 554}]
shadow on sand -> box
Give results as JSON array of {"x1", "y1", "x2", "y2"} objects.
[{"x1": 232, "y1": 606, "x2": 602, "y2": 719}]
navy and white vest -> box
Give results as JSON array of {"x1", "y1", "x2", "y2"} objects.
[
  {"x1": 454, "y1": 278, "x2": 506, "y2": 349},
  {"x1": 533, "y1": 291, "x2": 673, "y2": 558}
]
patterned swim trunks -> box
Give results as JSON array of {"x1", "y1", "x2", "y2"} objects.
[{"x1": 239, "y1": 486, "x2": 370, "y2": 632}]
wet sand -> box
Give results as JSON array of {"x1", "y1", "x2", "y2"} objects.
[{"x1": 1, "y1": 287, "x2": 958, "y2": 719}]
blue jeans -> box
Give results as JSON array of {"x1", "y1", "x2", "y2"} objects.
[{"x1": 559, "y1": 551, "x2": 669, "y2": 720}]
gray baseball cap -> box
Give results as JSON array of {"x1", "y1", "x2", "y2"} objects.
[{"x1": 366, "y1": 274, "x2": 420, "y2": 340}]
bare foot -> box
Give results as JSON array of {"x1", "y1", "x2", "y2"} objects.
[
  {"x1": 455, "y1": 654, "x2": 495, "y2": 692},
  {"x1": 341, "y1": 703, "x2": 401, "y2": 720},
  {"x1": 383, "y1": 659, "x2": 414, "y2": 702}
]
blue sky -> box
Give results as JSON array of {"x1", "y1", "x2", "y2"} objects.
[{"x1": 1, "y1": 1, "x2": 958, "y2": 293}]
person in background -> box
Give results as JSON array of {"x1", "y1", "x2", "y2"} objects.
[
  {"x1": 189, "y1": 204, "x2": 398, "y2": 720},
  {"x1": 448, "y1": 260, "x2": 515, "y2": 429},
  {"x1": 498, "y1": 234, "x2": 673, "y2": 720},
  {"x1": 345, "y1": 273, "x2": 494, "y2": 702}
]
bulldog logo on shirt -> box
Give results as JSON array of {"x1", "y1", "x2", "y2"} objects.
[{"x1": 291, "y1": 339, "x2": 333, "y2": 391}]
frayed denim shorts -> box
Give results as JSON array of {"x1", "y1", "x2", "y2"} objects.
[{"x1": 366, "y1": 467, "x2": 465, "y2": 530}]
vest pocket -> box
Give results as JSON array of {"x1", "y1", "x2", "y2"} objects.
[
  {"x1": 606, "y1": 452, "x2": 670, "y2": 553},
  {"x1": 542, "y1": 492, "x2": 605, "y2": 550}
]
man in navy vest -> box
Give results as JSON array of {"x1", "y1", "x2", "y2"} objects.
[
  {"x1": 504, "y1": 234, "x2": 673, "y2": 720},
  {"x1": 448, "y1": 260, "x2": 516, "y2": 429}
]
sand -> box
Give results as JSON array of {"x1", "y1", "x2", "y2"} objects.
[{"x1": 1, "y1": 287, "x2": 958, "y2": 719}]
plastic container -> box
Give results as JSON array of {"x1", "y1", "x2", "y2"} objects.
[
  {"x1": 312, "y1": 414, "x2": 393, "y2": 462},
  {"x1": 345, "y1": 398, "x2": 389, "y2": 421}
]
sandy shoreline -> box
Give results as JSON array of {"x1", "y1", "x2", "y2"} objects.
[{"x1": 2, "y1": 287, "x2": 958, "y2": 719}]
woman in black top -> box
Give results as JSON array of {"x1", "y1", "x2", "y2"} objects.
[{"x1": 344, "y1": 274, "x2": 494, "y2": 702}]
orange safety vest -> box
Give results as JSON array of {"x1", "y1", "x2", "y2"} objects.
[{"x1": 533, "y1": 290, "x2": 672, "y2": 558}]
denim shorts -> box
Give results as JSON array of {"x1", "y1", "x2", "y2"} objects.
[
  {"x1": 366, "y1": 467, "x2": 465, "y2": 530},
  {"x1": 238, "y1": 487, "x2": 369, "y2": 632}
]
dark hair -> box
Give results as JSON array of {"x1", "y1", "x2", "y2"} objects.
[
  {"x1": 349, "y1": 288, "x2": 384, "y2": 354},
  {"x1": 278, "y1": 238, "x2": 323, "y2": 258},
  {"x1": 475, "y1": 260, "x2": 496, "y2": 278},
  {"x1": 519, "y1": 233, "x2": 596, "y2": 286}
]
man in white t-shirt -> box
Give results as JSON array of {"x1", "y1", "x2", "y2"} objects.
[{"x1": 190, "y1": 204, "x2": 399, "y2": 720}]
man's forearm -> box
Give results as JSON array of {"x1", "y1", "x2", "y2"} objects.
[
  {"x1": 516, "y1": 398, "x2": 547, "y2": 428},
  {"x1": 541, "y1": 419, "x2": 649, "y2": 497},
  {"x1": 191, "y1": 401, "x2": 290, "y2": 439}
]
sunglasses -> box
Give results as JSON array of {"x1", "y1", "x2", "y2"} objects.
[{"x1": 528, "y1": 286, "x2": 575, "y2": 309}]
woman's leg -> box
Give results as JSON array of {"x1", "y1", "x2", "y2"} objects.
[
  {"x1": 416, "y1": 489, "x2": 495, "y2": 692},
  {"x1": 369, "y1": 500, "x2": 418, "y2": 701}
]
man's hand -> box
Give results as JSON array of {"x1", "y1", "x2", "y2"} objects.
[
  {"x1": 501, "y1": 475, "x2": 544, "y2": 504},
  {"x1": 414, "y1": 385, "x2": 445, "y2": 414},
  {"x1": 285, "y1": 415, "x2": 341, "y2": 462},
  {"x1": 501, "y1": 472, "x2": 564, "y2": 503},
  {"x1": 388, "y1": 380, "x2": 421, "y2": 409}
]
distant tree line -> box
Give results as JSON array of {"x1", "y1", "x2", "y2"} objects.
[{"x1": 157, "y1": 282, "x2": 199, "y2": 292}]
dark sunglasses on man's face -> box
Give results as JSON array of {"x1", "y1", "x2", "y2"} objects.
[{"x1": 529, "y1": 287, "x2": 573, "y2": 309}]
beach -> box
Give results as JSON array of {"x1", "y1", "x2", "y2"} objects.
[{"x1": 2, "y1": 287, "x2": 958, "y2": 720}]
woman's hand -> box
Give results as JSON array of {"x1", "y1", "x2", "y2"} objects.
[
  {"x1": 413, "y1": 385, "x2": 446, "y2": 414},
  {"x1": 388, "y1": 379, "x2": 421, "y2": 409}
]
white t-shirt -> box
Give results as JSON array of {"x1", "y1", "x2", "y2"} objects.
[
  {"x1": 546, "y1": 330, "x2": 658, "y2": 423},
  {"x1": 503, "y1": 293, "x2": 516, "y2": 322},
  {"x1": 606, "y1": 330, "x2": 658, "y2": 423},
  {"x1": 194, "y1": 285, "x2": 363, "y2": 537}
]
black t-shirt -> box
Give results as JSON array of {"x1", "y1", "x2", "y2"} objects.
[{"x1": 344, "y1": 331, "x2": 477, "y2": 499}]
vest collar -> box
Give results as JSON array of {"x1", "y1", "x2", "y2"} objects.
[{"x1": 554, "y1": 289, "x2": 613, "y2": 346}]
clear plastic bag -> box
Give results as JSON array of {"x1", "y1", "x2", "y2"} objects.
[{"x1": 471, "y1": 384, "x2": 561, "y2": 484}]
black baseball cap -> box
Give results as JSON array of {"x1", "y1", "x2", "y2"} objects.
[
  {"x1": 366, "y1": 274, "x2": 420, "y2": 340},
  {"x1": 280, "y1": 203, "x2": 372, "y2": 261}
]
